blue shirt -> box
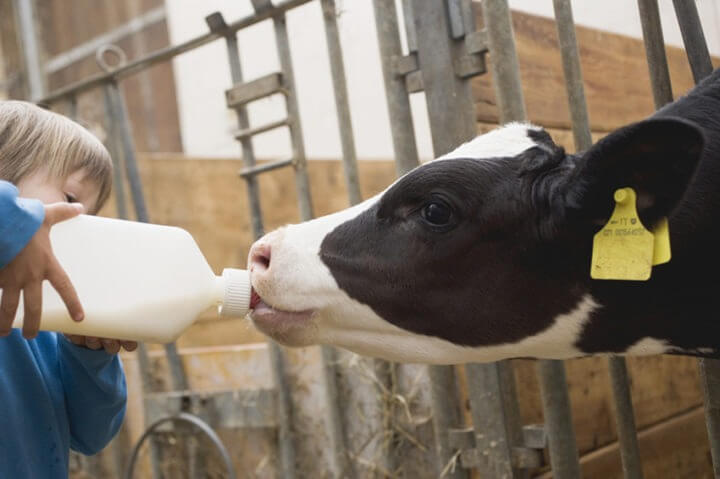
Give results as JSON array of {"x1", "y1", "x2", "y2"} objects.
[{"x1": 0, "y1": 180, "x2": 127, "y2": 477}]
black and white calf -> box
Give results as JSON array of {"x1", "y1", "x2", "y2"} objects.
[{"x1": 247, "y1": 68, "x2": 720, "y2": 365}]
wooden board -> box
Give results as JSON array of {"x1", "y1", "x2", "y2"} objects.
[{"x1": 472, "y1": 9, "x2": 720, "y2": 133}]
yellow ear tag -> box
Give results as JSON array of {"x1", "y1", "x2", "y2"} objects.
[
  {"x1": 591, "y1": 187, "x2": 654, "y2": 281},
  {"x1": 651, "y1": 217, "x2": 671, "y2": 265}
]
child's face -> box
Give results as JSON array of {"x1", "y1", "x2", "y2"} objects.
[{"x1": 16, "y1": 167, "x2": 101, "y2": 214}]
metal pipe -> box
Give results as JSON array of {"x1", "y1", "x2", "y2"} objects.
[
  {"x1": 273, "y1": 12, "x2": 314, "y2": 221},
  {"x1": 552, "y1": 0, "x2": 592, "y2": 152},
  {"x1": 239, "y1": 158, "x2": 294, "y2": 178},
  {"x1": 608, "y1": 357, "x2": 645, "y2": 479},
  {"x1": 14, "y1": 0, "x2": 45, "y2": 100},
  {"x1": 537, "y1": 361, "x2": 581, "y2": 479},
  {"x1": 372, "y1": 0, "x2": 420, "y2": 176},
  {"x1": 124, "y1": 412, "x2": 236, "y2": 479},
  {"x1": 699, "y1": 359, "x2": 720, "y2": 478},
  {"x1": 672, "y1": 0, "x2": 713, "y2": 83},
  {"x1": 38, "y1": 0, "x2": 315, "y2": 105},
  {"x1": 320, "y1": 0, "x2": 362, "y2": 206},
  {"x1": 217, "y1": 20, "x2": 265, "y2": 242},
  {"x1": 480, "y1": 1, "x2": 582, "y2": 477},
  {"x1": 465, "y1": 362, "x2": 515, "y2": 477},
  {"x1": 553, "y1": 2, "x2": 643, "y2": 477},
  {"x1": 668, "y1": 3, "x2": 720, "y2": 476},
  {"x1": 637, "y1": 0, "x2": 673, "y2": 109},
  {"x1": 427, "y1": 365, "x2": 468, "y2": 479},
  {"x1": 480, "y1": 0, "x2": 526, "y2": 123},
  {"x1": 213, "y1": 17, "x2": 298, "y2": 478}
]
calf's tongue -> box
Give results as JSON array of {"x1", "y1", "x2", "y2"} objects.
[{"x1": 250, "y1": 289, "x2": 262, "y2": 310}]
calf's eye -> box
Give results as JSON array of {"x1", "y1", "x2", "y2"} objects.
[{"x1": 421, "y1": 201, "x2": 453, "y2": 226}]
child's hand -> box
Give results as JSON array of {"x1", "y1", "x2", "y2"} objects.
[
  {"x1": 0, "y1": 202, "x2": 85, "y2": 338},
  {"x1": 64, "y1": 334, "x2": 138, "y2": 354}
]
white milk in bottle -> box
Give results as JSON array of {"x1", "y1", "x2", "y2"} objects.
[{"x1": 7, "y1": 215, "x2": 251, "y2": 343}]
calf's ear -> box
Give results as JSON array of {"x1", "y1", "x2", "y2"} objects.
[{"x1": 563, "y1": 117, "x2": 704, "y2": 227}]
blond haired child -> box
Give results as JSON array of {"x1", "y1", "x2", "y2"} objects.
[{"x1": 0, "y1": 101, "x2": 135, "y2": 477}]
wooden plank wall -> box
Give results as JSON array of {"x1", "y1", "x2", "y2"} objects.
[{"x1": 35, "y1": 0, "x2": 182, "y2": 152}]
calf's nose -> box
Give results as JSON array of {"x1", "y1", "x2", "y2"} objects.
[{"x1": 249, "y1": 242, "x2": 272, "y2": 274}]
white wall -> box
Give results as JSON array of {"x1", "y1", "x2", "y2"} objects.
[{"x1": 166, "y1": 0, "x2": 720, "y2": 161}]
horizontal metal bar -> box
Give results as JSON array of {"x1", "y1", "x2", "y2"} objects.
[
  {"x1": 239, "y1": 158, "x2": 294, "y2": 177},
  {"x1": 226, "y1": 72, "x2": 284, "y2": 108},
  {"x1": 144, "y1": 388, "x2": 277, "y2": 431},
  {"x1": 44, "y1": 5, "x2": 166, "y2": 74},
  {"x1": 234, "y1": 119, "x2": 289, "y2": 140},
  {"x1": 38, "y1": 0, "x2": 314, "y2": 104}
]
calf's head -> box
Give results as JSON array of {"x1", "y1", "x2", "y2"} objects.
[{"x1": 248, "y1": 119, "x2": 703, "y2": 364}]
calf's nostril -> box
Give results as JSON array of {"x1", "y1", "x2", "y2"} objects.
[{"x1": 250, "y1": 243, "x2": 272, "y2": 273}]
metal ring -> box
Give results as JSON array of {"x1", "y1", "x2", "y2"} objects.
[
  {"x1": 123, "y1": 412, "x2": 237, "y2": 479},
  {"x1": 95, "y1": 44, "x2": 128, "y2": 73}
]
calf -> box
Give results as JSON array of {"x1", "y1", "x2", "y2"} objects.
[{"x1": 246, "y1": 68, "x2": 720, "y2": 364}]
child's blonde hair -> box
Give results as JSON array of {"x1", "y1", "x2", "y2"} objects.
[{"x1": 0, "y1": 101, "x2": 112, "y2": 213}]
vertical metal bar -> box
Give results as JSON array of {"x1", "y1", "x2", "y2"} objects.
[
  {"x1": 102, "y1": 84, "x2": 128, "y2": 220},
  {"x1": 212, "y1": 17, "x2": 298, "y2": 479},
  {"x1": 67, "y1": 94, "x2": 78, "y2": 121},
  {"x1": 272, "y1": 10, "x2": 356, "y2": 478},
  {"x1": 320, "y1": 0, "x2": 362, "y2": 206},
  {"x1": 481, "y1": 1, "x2": 582, "y2": 477},
  {"x1": 411, "y1": 0, "x2": 475, "y2": 155},
  {"x1": 552, "y1": 0, "x2": 592, "y2": 151},
  {"x1": 372, "y1": 0, "x2": 420, "y2": 176},
  {"x1": 409, "y1": 2, "x2": 490, "y2": 477},
  {"x1": 699, "y1": 360, "x2": 720, "y2": 479},
  {"x1": 465, "y1": 362, "x2": 515, "y2": 478},
  {"x1": 108, "y1": 81, "x2": 190, "y2": 393},
  {"x1": 537, "y1": 361, "x2": 582, "y2": 479},
  {"x1": 272, "y1": 12, "x2": 314, "y2": 221},
  {"x1": 672, "y1": 0, "x2": 713, "y2": 82},
  {"x1": 554, "y1": 2, "x2": 643, "y2": 478},
  {"x1": 479, "y1": 0, "x2": 526, "y2": 123},
  {"x1": 668, "y1": 4, "x2": 720, "y2": 476},
  {"x1": 637, "y1": 0, "x2": 673, "y2": 109},
  {"x1": 608, "y1": 357, "x2": 644, "y2": 479},
  {"x1": 102, "y1": 78, "x2": 162, "y2": 479},
  {"x1": 13, "y1": 0, "x2": 45, "y2": 100},
  {"x1": 219, "y1": 22, "x2": 264, "y2": 238},
  {"x1": 427, "y1": 366, "x2": 467, "y2": 479}
]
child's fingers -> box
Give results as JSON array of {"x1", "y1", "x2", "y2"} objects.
[
  {"x1": 85, "y1": 337, "x2": 102, "y2": 350},
  {"x1": 64, "y1": 334, "x2": 84, "y2": 345},
  {"x1": 101, "y1": 339, "x2": 121, "y2": 354},
  {"x1": 121, "y1": 341, "x2": 138, "y2": 352},
  {"x1": 22, "y1": 282, "x2": 42, "y2": 339},
  {"x1": 47, "y1": 257, "x2": 84, "y2": 322},
  {"x1": 44, "y1": 202, "x2": 84, "y2": 225},
  {"x1": 0, "y1": 287, "x2": 20, "y2": 336}
]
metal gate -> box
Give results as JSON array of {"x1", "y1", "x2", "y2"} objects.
[{"x1": 27, "y1": 0, "x2": 720, "y2": 477}]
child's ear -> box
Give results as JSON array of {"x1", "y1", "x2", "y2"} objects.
[{"x1": 563, "y1": 117, "x2": 704, "y2": 227}]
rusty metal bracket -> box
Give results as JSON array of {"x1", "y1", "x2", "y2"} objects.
[
  {"x1": 449, "y1": 423, "x2": 547, "y2": 470},
  {"x1": 143, "y1": 388, "x2": 277, "y2": 432}
]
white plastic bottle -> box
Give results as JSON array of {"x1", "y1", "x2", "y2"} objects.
[{"x1": 7, "y1": 215, "x2": 252, "y2": 343}]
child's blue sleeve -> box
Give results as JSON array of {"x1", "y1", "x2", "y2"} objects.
[
  {"x1": 0, "y1": 180, "x2": 45, "y2": 268},
  {"x1": 58, "y1": 336, "x2": 127, "y2": 455}
]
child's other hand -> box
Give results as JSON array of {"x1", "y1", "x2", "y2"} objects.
[
  {"x1": 64, "y1": 334, "x2": 138, "y2": 354},
  {"x1": 0, "y1": 202, "x2": 85, "y2": 339}
]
